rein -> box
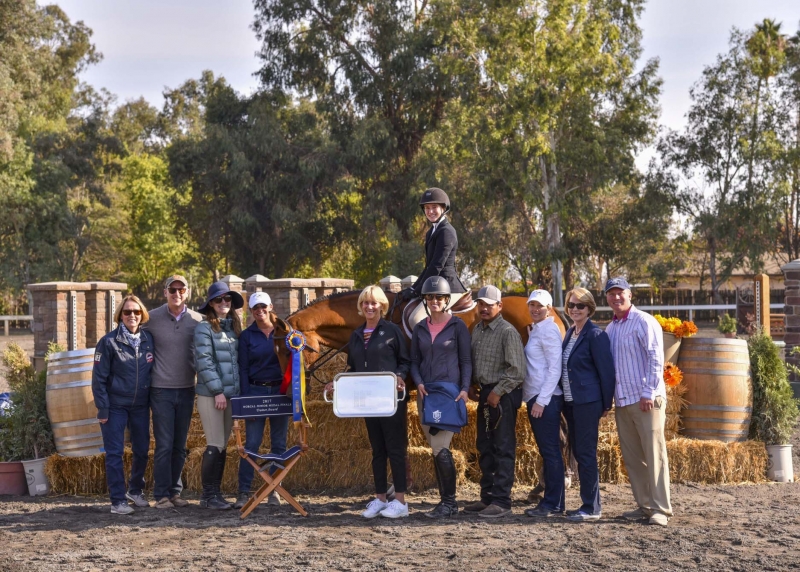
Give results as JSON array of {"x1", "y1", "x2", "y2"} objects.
[{"x1": 304, "y1": 343, "x2": 348, "y2": 384}]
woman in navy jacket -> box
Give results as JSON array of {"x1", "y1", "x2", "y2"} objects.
[
  {"x1": 92, "y1": 295, "x2": 154, "y2": 515},
  {"x1": 561, "y1": 287, "x2": 616, "y2": 522}
]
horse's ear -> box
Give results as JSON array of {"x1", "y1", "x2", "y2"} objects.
[{"x1": 273, "y1": 315, "x2": 290, "y2": 335}]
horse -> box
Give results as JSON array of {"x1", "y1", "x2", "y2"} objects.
[{"x1": 272, "y1": 289, "x2": 567, "y2": 375}]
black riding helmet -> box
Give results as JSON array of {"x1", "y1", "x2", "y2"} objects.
[
  {"x1": 419, "y1": 187, "x2": 451, "y2": 216},
  {"x1": 421, "y1": 276, "x2": 451, "y2": 317}
]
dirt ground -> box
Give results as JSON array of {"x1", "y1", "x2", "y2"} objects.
[{"x1": 0, "y1": 481, "x2": 799, "y2": 571}]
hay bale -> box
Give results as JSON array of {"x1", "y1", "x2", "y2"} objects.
[
  {"x1": 305, "y1": 352, "x2": 348, "y2": 402},
  {"x1": 666, "y1": 438, "x2": 767, "y2": 484},
  {"x1": 45, "y1": 449, "x2": 156, "y2": 496},
  {"x1": 514, "y1": 444, "x2": 544, "y2": 487},
  {"x1": 597, "y1": 432, "x2": 628, "y2": 484},
  {"x1": 289, "y1": 401, "x2": 371, "y2": 451}
]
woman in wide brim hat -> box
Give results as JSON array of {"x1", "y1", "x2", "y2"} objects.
[{"x1": 194, "y1": 281, "x2": 244, "y2": 509}]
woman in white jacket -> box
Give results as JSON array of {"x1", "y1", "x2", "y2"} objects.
[{"x1": 521, "y1": 289, "x2": 566, "y2": 518}]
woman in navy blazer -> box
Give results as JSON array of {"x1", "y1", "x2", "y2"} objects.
[{"x1": 561, "y1": 287, "x2": 616, "y2": 521}]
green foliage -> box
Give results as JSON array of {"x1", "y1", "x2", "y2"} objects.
[
  {"x1": 747, "y1": 329, "x2": 800, "y2": 445},
  {"x1": 0, "y1": 342, "x2": 61, "y2": 461},
  {"x1": 717, "y1": 313, "x2": 738, "y2": 334}
]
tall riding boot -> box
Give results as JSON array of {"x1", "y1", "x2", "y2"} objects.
[
  {"x1": 213, "y1": 447, "x2": 232, "y2": 509},
  {"x1": 199, "y1": 447, "x2": 230, "y2": 509},
  {"x1": 425, "y1": 449, "x2": 458, "y2": 518}
]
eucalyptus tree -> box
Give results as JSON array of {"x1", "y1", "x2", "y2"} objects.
[{"x1": 424, "y1": 0, "x2": 661, "y2": 298}]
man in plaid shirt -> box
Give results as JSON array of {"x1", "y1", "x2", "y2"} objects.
[{"x1": 463, "y1": 285, "x2": 527, "y2": 518}]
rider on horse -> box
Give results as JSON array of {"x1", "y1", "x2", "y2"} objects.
[{"x1": 402, "y1": 187, "x2": 468, "y2": 329}]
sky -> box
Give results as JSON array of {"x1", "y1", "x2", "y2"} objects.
[{"x1": 57, "y1": 0, "x2": 800, "y2": 138}]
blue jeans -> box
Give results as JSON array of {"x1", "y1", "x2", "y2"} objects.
[
  {"x1": 563, "y1": 399, "x2": 604, "y2": 515},
  {"x1": 150, "y1": 387, "x2": 195, "y2": 500},
  {"x1": 527, "y1": 395, "x2": 565, "y2": 512},
  {"x1": 237, "y1": 385, "x2": 289, "y2": 494},
  {"x1": 100, "y1": 403, "x2": 150, "y2": 504}
]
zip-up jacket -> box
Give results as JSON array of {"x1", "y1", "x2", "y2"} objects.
[
  {"x1": 410, "y1": 316, "x2": 472, "y2": 393},
  {"x1": 346, "y1": 319, "x2": 411, "y2": 381},
  {"x1": 92, "y1": 326, "x2": 155, "y2": 419},
  {"x1": 194, "y1": 319, "x2": 240, "y2": 398}
]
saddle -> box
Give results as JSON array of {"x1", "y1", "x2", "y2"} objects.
[{"x1": 400, "y1": 291, "x2": 475, "y2": 337}]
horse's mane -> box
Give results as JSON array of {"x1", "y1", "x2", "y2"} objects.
[{"x1": 287, "y1": 289, "x2": 360, "y2": 318}]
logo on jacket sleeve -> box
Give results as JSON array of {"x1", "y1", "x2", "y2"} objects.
[
  {"x1": 94, "y1": 352, "x2": 102, "y2": 362},
  {"x1": 433, "y1": 410, "x2": 442, "y2": 423},
  {"x1": 146, "y1": 352, "x2": 154, "y2": 363}
]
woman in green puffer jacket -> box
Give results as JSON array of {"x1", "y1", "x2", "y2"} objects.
[{"x1": 194, "y1": 281, "x2": 244, "y2": 509}]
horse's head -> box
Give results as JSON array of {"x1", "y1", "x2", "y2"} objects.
[{"x1": 272, "y1": 314, "x2": 322, "y2": 374}]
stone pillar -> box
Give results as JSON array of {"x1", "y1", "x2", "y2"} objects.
[
  {"x1": 85, "y1": 282, "x2": 127, "y2": 347},
  {"x1": 27, "y1": 282, "x2": 91, "y2": 365},
  {"x1": 255, "y1": 278, "x2": 355, "y2": 318},
  {"x1": 780, "y1": 260, "x2": 800, "y2": 398},
  {"x1": 380, "y1": 275, "x2": 402, "y2": 293},
  {"x1": 401, "y1": 275, "x2": 418, "y2": 290}
]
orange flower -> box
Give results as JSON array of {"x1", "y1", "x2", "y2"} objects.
[{"x1": 663, "y1": 362, "x2": 683, "y2": 387}]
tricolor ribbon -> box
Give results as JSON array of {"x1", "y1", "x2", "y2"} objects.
[{"x1": 285, "y1": 330, "x2": 311, "y2": 425}]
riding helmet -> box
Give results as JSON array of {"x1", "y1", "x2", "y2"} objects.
[
  {"x1": 421, "y1": 276, "x2": 452, "y2": 296},
  {"x1": 419, "y1": 187, "x2": 451, "y2": 215}
]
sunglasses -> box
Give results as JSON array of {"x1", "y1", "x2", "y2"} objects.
[
  {"x1": 122, "y1": 309, "x2": 142, "y2": 316},
  {"x1": 567, "y1": 302, "x2": 588, "y2": 310},
  {"x1": 167, "y1": 287, "x2": 187, "y2": 295},
  {"x1": 252, "y1": 304, "x2": 269, "y2": 312},
  {"x1": 211, "y1": 295, "x2": 232, "y2": 304},
  {"x1": 424, "y1": 294, "x2": 448, "y2": 301}
]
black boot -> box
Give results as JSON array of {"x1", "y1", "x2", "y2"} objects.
[
  {"x1": 425, "y1": 449, "x2": 458, "y2": 518},
  {"x1": 213, "y1": 447, "x2": 232, "y2": 509},
  {"x1": 199, "y1": 447, "x2": 231, "y2": 510}
]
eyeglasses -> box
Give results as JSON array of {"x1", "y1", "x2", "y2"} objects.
[
  {"x1": 211, "y1": 295, "x2": 232, "y2": 304},
  {"x1": 567, "y1": 302, "x2": 588, "y2": 310},
  {"x1": 424, "y1": 294, "x2": 448, "y2": 301},
  {"x1": 167, "y1": 287, "x2": 187, "y2": 295},
  {"x1": 252, "y1": 304, "x2": 269, "y2": 312},
  {"x1": 122, "y1": 309, "x2": 142, "y2": 316}
]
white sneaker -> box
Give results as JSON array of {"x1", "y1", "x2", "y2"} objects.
[
  {"x1": 111, "y1": 502, "x2": 134, "y2": 515},
  {"x1": 380, "y1": 499, "x2": 409, "y2": 519},
  {"x1": 361, "y1": 498, "x2": 389, "y2": 519}
]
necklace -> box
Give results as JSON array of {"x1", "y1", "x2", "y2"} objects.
[{"x1": 573, "y1": 324, "x2": 584, "y2": 337}]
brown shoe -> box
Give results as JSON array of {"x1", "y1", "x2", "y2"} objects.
[
  {"x1": 155, "y1": 497, "x2": 174, "y2": 509},
  {"x1": 478, "y1": 504, "x2": 511, "y2": 519},
  {"x1": 170, "y1": 495, "x2": 189, "y2": 508},
  {"x1": 462, "y1": 500, "x2": 489, "y2": 513}
]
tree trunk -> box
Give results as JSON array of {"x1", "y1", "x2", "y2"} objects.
[
  {"x1": 708, "y1": 237, "x2": 721, "y2": 304},
  {"x1": 540, "y1": 132, "x2": 562, "y2": 307}
]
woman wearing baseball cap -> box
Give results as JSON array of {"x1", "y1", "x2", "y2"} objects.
[
  {"x1": 232, "y1": 292, "x2": 289, "y2": 509},
  {"x1": 194, "y1": 281, "x2": 244, "y2": 509},
  {"x1": 522, "y1": 289, "x2": 567, "y2": 518}
]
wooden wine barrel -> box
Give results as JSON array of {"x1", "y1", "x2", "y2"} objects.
[
  {"x1": 677, "y1": 337, "x2": 752, "y2": 443},
  {"x1": 46, "y1": 348, "x2": 105, "y2": 457}
]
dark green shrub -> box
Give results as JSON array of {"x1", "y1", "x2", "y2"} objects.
[
  {"x1": 747, "y1": 329, "x2": 800, "y2": 445},
  {"x1": 0, "y1": 343, "x2": 58, "y2": 461}
]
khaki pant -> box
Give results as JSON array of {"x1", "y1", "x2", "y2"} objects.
[
  {"x1": 615, "y1": 398, "x2": 673, "y2": 517},
  {"x1": 416, "y1": 392, "x2": 454, "y2": 456},
  {"x1": 197, "y1": 394, "x2": 233, "y2": 451},
  {"x1": 407, "y1": 292, "x2": 465, "y2": 331}
]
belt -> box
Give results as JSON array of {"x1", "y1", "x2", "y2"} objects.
[{"x1": 250, "y1": 380, "x2": 282, "y2": 387}]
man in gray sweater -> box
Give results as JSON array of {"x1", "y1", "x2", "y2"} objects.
[{"x1": 143, "y1": 275, "x2": 204, "y2": 509}]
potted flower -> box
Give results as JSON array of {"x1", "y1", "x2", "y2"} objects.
[
  {"x1": 717, "y1": 313, "x2": 738, "y2": 338},
  {"x1": 654, "y1": 315, "x2": 698, "y2": 364},
  {"x1": 747, "y1": 329, "x2": 800, "y2": 482},
  {"x1": 0, "y1": 343, "x2": 57, "y2": 495}
]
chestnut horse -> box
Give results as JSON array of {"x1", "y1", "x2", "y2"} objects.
[{"x1": 272, "y1": 290, "x2": 567, "y2": 379}]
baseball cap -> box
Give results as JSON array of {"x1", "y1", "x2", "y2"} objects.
[
  {"x1": 248, "y1": 291, "x2": 272, "y2": 308},
  {"x1": 527, "y1": 289, "x2": 553, "y2": 306},
  {"x1": 476, "y1": 285, "x2": 502, "y2": 304},
  {"x1": 164, "y1": 275, "x2": 188, "y2": 289},
  {"x1": 604, "y1": 277, "x2": 631, "y2": 293}
]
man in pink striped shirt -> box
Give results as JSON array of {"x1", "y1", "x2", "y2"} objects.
[{"x1": 604, "y1": 277, "x2": 672, "y2": 527}]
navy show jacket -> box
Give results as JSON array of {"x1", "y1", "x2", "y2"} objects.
[{"x1": 92, "y1": 326, "x2": 155, "y2": 419}]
